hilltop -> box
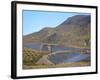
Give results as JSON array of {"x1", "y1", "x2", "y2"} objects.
[{"x1": 23, "y1": 15, "x2": 90, "y2": 48}]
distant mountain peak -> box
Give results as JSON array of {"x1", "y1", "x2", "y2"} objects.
[
  {"x1": 24, "y1": 15, "x2": 90, "y2": 47},
  {"x1": 58, "y1": 15, "x2": 90, "y2": 26}
]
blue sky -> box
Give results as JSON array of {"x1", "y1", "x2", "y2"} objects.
[{"x1": 23, "y1": 10, "x2": 89, "y2": 35}]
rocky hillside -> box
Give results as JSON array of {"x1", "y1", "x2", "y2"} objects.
[{"x1": 23, "y1": 15, "x2": 91, "y2": 48}]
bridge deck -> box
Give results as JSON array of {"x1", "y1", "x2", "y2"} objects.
[
  {"x1": 49, "y1": 49, "x2": 90, "y2": 55},
  {"x1": 41, "y1": 43, "x2": 59, "y2": 46}
]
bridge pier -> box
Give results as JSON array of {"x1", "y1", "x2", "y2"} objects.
[{"x1": 40, "y1": 43, "x2": 53, "y2": 53}]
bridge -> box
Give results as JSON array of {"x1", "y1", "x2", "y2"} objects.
[
  {"x1": 49, "y1": 49, "x2": 90, "y2": 55},
  {"x1": 39, "y1": 43, "x2": 90, "y2": 54}
]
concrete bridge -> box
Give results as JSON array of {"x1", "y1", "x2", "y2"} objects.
[
  {"x1": 49, "y1": 49, "x2": 90, "y2": 55},
  {"x1": 39, "y1": 43, "x2": 90, "y2": 54}
]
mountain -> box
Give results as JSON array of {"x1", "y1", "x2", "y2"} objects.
[{"x1": 23, "y1": 15, "x2": 91, "y2": 48}]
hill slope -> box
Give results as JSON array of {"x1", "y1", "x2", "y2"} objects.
[{"x1": 23, "y1": 15, "x2": 91, "y2": 48}]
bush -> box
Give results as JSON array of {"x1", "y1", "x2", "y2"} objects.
[{"x1": 23, "y1": 48, "x2": 47, "y2": 65}]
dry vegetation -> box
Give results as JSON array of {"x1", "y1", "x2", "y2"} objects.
[
  {"x1": 23, "y1": 48, "x2": 49, "y2": 67},
  {"x1": 23, "y1": 61, "x2": 90, "y2": 69}
]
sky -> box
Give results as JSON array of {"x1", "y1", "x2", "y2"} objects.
[{"x1": 23, "y1": 10, "x2": 89, "y2": 35}]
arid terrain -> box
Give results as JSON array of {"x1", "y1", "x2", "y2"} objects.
[{"x1": 23, "y1": 15, "x2": 91, "y2": 69}]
